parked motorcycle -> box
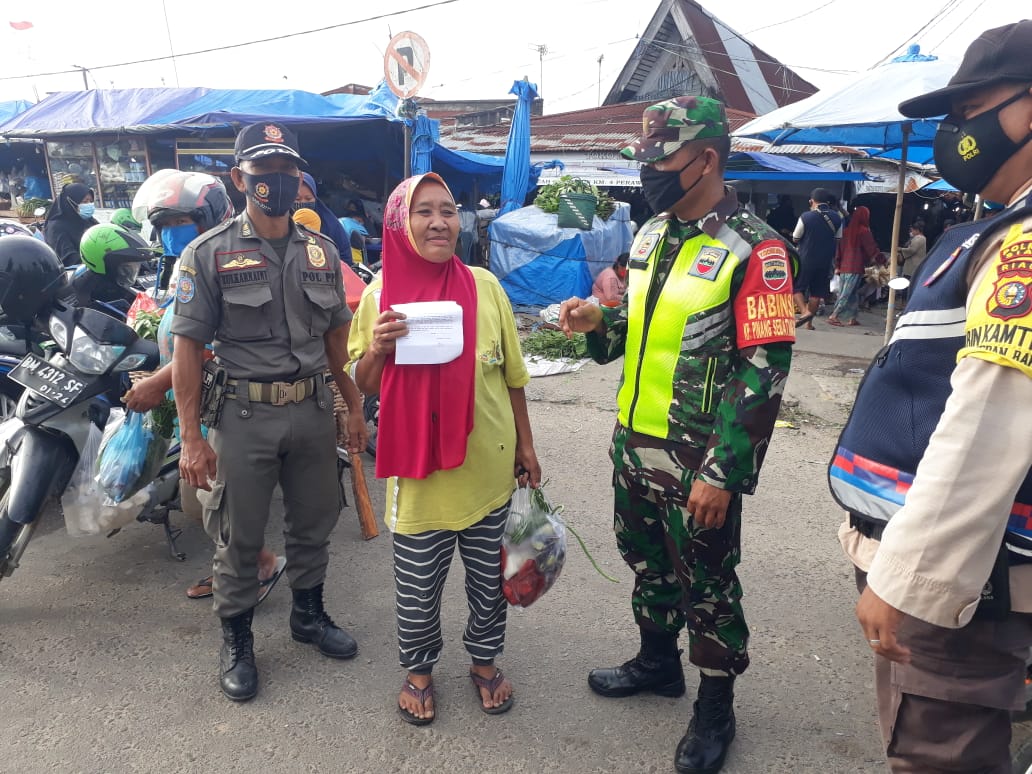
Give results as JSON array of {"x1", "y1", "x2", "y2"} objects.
[{"x1": 0, "y1": 301, "x2": 185, "y2": 583}]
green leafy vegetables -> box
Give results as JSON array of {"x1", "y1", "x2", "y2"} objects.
[
  {"x1": 521, "y1": 329, "x2": 588, "y2": 359},
  {"x1": 130, "y1": 310, "x2": 177, "y2": 439},
  {"x1": 534, "y1": 176, "x2": 616, "y2": 221}
]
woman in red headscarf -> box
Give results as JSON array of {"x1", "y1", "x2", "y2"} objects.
[
  {"x1": 829, "y1": 206, "x2": 885, "y2": 326},
  {"x1": 349, "y1": 173, "x2": 541, "y2": 726}
]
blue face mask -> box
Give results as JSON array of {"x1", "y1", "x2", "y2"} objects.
[
  {"x1": 160, "y1": 222, "x2": 200, "y2": 257},
  {"x1": 78, "y1": 202, "x2": 95, "y2": 220}
]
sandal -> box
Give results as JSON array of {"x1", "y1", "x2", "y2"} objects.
[
  {"x1": 256, "y1": 556, "x2": 287, "y2": 606},
  {"x1": 795, "y1": 314, "x2": 814, "y2": 328},
  {"x1": 186, "y1": 556, "x2": 287, "y2": 603},
  {"x1": 185, "y1": 576, "x2": 213, "y2": 599},
  {"x1": 398, "y1": 678, "x2": 435, "y2": 726},
  {"x1": 470, "y1": 668, "x2": 514, "y2": 715},
  {"x1": 827, "y1": 318, "x2": 845, "y2": 327}
]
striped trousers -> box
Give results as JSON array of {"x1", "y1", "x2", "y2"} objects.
[{"x1": 393, "y1": 503, "x2": 510, "y2": 674}]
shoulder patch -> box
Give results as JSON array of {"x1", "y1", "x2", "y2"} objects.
[
  {"x1": 176, "y1": 275, "x2": 196, "y2": 304},
  {"x1": 756, "y1": 242, "x2": 790, "y2": 291},
  {"x1": 734, "y1": 239, "x2": 796, "y2": 348},
  {"x1": 687, "y1": 246, "x2": 728, "y2": 280}
]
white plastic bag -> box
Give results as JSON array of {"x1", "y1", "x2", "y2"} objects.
[
  {"x1": 829, "y1": 273, "x2": 842, "y2": 295},
  {"x1": 501, "y1": 486, "x2": 567, "y2": 609},
  {"x1": 60, "y1": 421, "x2": 105, "y2": 536},
  {"x1": 61, "y1": 409, "x2": 149, "y2": 536}
]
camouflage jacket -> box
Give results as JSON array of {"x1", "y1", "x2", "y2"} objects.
[{"x1": 588, "y1": 188, "x2": 795, "y2": 495}]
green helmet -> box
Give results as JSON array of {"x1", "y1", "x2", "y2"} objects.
[
  {"x1": 79, "y1": 223, "x2": 155, "y2": 277},
  {"x1": 110, "y1": 208, "x2": 142, "y2": 232}
]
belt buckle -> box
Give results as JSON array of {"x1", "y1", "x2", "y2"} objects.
[{"x1": 271, "y1": 381, "x2": 293, "y2": 406}]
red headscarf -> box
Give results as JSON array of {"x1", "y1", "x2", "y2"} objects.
[
  {"x1": 375, "y1": 173, "x2": 478, "y2": 480},
  {"x1": 841, "y1": 205, "x2": 872, "y2": 257}
]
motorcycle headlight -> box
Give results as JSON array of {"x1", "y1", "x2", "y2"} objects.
[
  {"x1": 49, "y1": 317, "x2": 69, "y2": 350},
  {"x1": 113, "y1": 353, "x2": 149, "y2": 372},
  {"x1": 68, "y1": 327, "x2": 125, "y2": 375}
]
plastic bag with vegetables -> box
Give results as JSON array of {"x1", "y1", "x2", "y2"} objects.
[
  {"x1": 501, "y1": 485, "x2": 567, "y2": 609},
  {"x1": 96, "y1": 410, "x2": 170, "y2": 504},
  {"x1": 61, "y1": 409, "x2": 151, "y2": 534}
]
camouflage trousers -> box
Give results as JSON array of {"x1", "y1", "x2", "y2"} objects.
[{"x1": 613, "y1": 463, "x2": 750, "y2": 677}]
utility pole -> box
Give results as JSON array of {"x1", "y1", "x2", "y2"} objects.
[
  {"x1": 72, "y1": 65, "x2": 89, "y2": 90},
  {"x1": 597, "y1": 53, "x2": 605, "y2": 106},
  {"x1": 530, "y1": 43, "x2": 548, "y2": 95}
]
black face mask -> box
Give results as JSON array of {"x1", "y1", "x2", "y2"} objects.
[
  {"x1": 934, "y1": 90, "x2": 1032, "y2": 194},
  {"x1": 640, "y1": 153, "x2": 706, "y2": 215},
  {"x1": 240, "y1": 171, "x2": 301, "y2": 217},
  {"x1": 291, "y1": 201, "x2": 316, "y2": 212}
]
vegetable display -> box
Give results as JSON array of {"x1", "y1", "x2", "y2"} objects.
[
  {"x1": 521, "y1": 330, "x2": 588, "y2": 360},
  {"x1": 534, "y1": 176, "x2": 616, "y2": 221}
]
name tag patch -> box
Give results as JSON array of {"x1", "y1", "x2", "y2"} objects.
[
  {"x1": 629, "y1": 233, "x2": 659, "y2": 270},
  {"x1": 688, "y1": 246, "x2": 728, "y2": 281}
]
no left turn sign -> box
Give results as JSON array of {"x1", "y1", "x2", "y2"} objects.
[{"x1": 384, "y1": 31, "x2": 431, "y2": 99}]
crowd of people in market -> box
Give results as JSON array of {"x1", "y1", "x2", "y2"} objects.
[{"x1": 0, "y1": 17, "x2": 1030, "y2": 774}]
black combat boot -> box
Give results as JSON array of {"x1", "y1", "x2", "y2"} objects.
[
  {"x1": 674, "y1": 674, "x2": 736, "y2": 774},
  {"x1": 289, "y1": 584, "x2": 358, "y2": 659},
  {"x1": 587, "y1": 630, "x2": 686, "y2": 698},
  {"x1": 219, "y1": 609, "x2": 258, "y2": 702}
]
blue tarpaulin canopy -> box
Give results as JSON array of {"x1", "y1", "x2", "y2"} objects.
[
  {"x1": 725, "y1": 152, "x2": 865, "y2": 181},
  {"x1": 0, "y1": 100, "x2": 32, "y2": 127},
  {"x1": 0, "y1": 85, "x2": 525, "y2": 197}
]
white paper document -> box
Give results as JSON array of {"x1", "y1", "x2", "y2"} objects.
[{"x1": 392, "y1": 301, "x2": 464, "y2": 365}]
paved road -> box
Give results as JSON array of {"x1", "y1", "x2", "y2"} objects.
[{"x1": 0, "y1": 332, "x2": 890, "y2": 774}]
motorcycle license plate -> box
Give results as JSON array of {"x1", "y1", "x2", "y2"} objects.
[{"x1": 8, "y1": 353, "x2": 87, "y2": 408}]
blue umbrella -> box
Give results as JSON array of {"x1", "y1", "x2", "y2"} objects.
[{"x1": 499, "y1": 79, "x2": 539, "y2": 216}]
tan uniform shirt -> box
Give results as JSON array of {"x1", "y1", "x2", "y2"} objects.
[
  {"x1": 171, "y1": 212, "x2": 351, "y2": 380},
  {"x1": 840, "y1": 184, "x2": 1032, "y2": 628}
]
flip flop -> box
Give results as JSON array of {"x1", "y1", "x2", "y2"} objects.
[
  {"x1": 256, "y1": 556, "x2": 287, "y2": 606},
  {"x1": 827, "y1": 318, "x2": 845, "y2": 327},
  {"x1": 795, "y1": 314, "x2": 814, "y2": 328},
  {"x1": 398, "y1": 679, "x2": 435, "y2": 726},
  {"x1": 185, "y1": 576, "x2": 213, "y2": 599},
  {"x1": 470, "y1": 668, "x2": 514, "y2": 715}
]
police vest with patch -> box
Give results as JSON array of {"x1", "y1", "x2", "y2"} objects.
[
  {"x1": 829, "y1": 195, "x2": 1032, "y2": 564},
  {"x1": 618, "y1": 214, "x2": 794, "y2": 441}
]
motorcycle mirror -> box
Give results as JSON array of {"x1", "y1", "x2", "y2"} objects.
[
  {"x1": 33, "y1": 207, "x2": 45, "y2": 218},
  {"x1": 888, "y1": 276, "x2": 911, "y2": 291}
]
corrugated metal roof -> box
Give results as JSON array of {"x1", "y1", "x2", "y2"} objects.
[{"x1": 438, "y1": 100, "x2": 755, "y2": 155}]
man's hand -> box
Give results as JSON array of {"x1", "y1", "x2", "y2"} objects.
[
  {"x1": 514, "y1": 443, "x2": 542, "y2": 489},
  {"x1": 856, "y1": 585, "x2": 911, "y2": 663},
  {"x1": 180, "y1": 437, "x2": 217, "y2": 491},
  {"x1": 558, "y1": 297, "x2": 604, "y2": 337},
  {"x1": 123, "y1": 375, "x2": 167, "y2": 413},
  {"x1": 687, "y1": 478, "x2": 732, "y2": 529},
  {"x1": 346, "y1": 410, "x2": 368, "y2": 456}
]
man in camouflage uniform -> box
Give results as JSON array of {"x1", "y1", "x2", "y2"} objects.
[{"x1": 561, "y1": 97, "x2": 797, "y2": 774}]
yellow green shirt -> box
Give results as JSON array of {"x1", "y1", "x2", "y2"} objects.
[{"x1": 348, "y1": 267, "x2": 530, "y2": 534}]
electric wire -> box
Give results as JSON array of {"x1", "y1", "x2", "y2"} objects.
[
  {"x1": 869, "y1": 0, "x2": 966, "y2": 66},
  {"x1": 0, "y1": 0, "x2": 462, "y2": 82},
  {"x1": 742, "y1": 0, "x2": 842, "y2": 35}
]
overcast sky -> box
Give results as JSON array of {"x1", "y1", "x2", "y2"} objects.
[{"x1": 0, "y1": 0, "x2": 1023, "y2": 114}]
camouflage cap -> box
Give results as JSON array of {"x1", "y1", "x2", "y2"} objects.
[{"x1": 620, "y1": 96, "x2": 729, "y2": 163}]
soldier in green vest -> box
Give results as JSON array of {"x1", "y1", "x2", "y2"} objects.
[{"x1": 560, "y1": 96, "x2": 798, "y2": 774}]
